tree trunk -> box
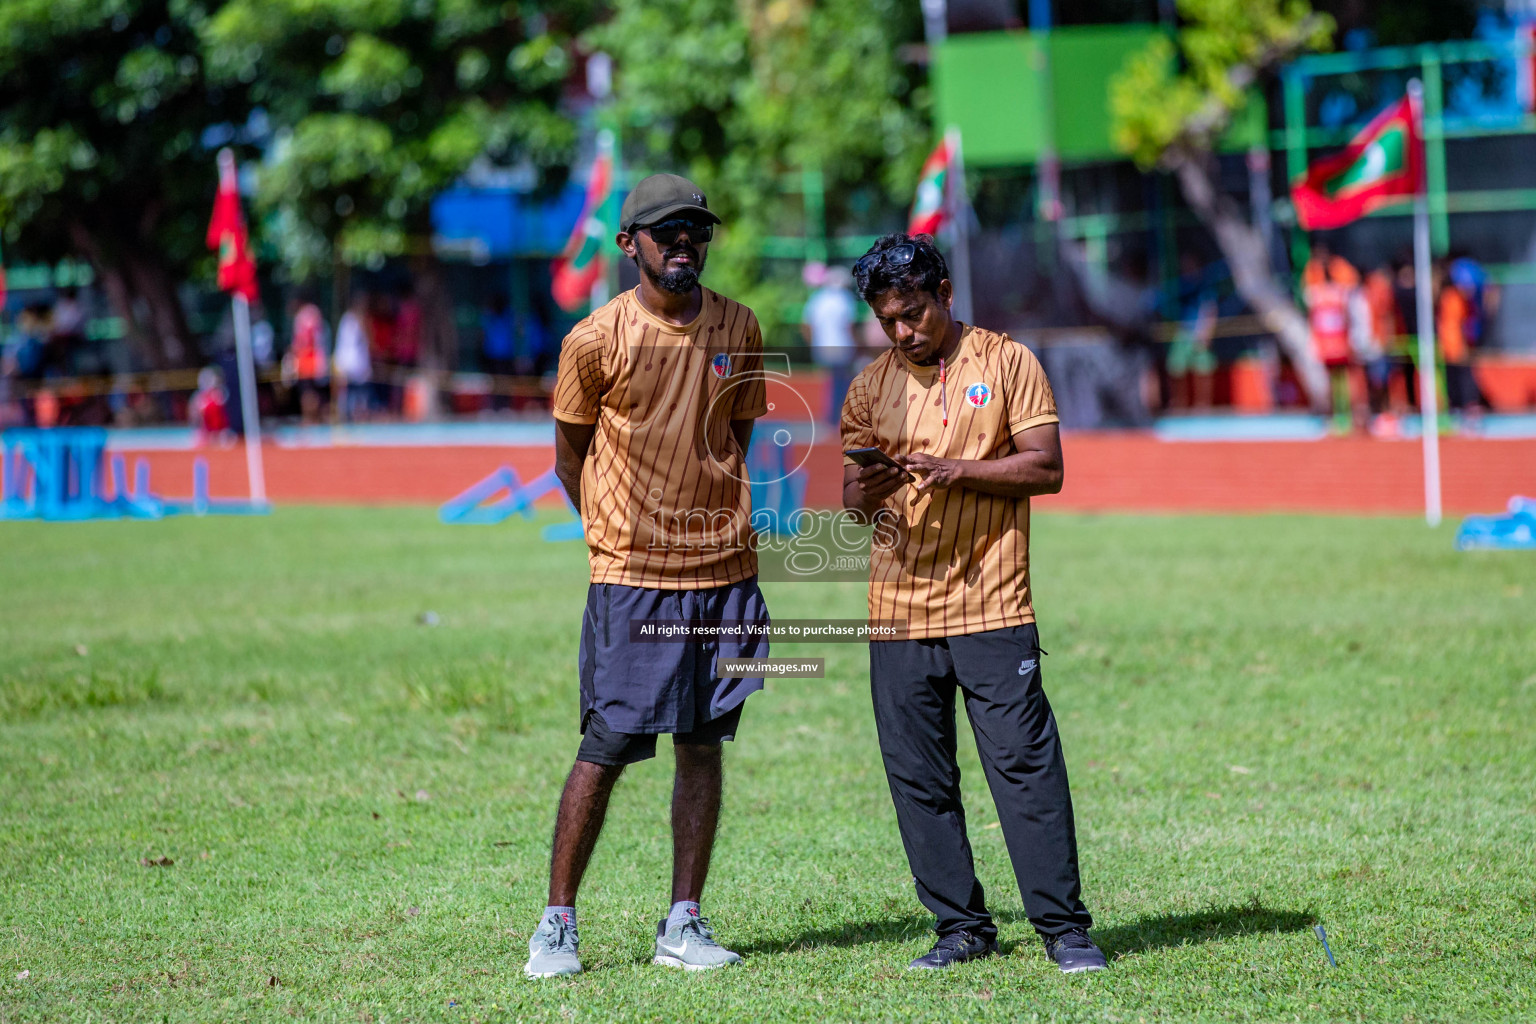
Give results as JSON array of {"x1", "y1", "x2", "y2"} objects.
[
  {"x1": 1171, "y1": 153, "x2": 1329, "y2": 411},
  {"x1": 124, "y1": 254, "x2": 192, "y2": 368},
  {"x1": 68, "y1": 219, "x2": 195, "y2": 370},
  {"x1": 410, "y1": 252, "x2": 458, "y2": 374}
]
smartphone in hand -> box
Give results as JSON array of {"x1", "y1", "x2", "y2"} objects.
[{"x1": 845, "y1": 446, "x2": 915, "y2": 482}]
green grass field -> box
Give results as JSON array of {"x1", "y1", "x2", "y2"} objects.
[{"x1": 2, "y1": 509, "x2": 1533, "y2": 1023}]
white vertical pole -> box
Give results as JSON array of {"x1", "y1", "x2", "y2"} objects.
[
  {"x1": 946, "y1": 125, "x2": 975, "y2": 325},
  {"x1": 232, "y1": 294, "x2": 267, "y2": 505},
  {"x1": 1409, "y1": 79, "x2": 1441, "y2": 528}
]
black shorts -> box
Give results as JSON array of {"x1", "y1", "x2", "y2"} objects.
[
  {"x1": 576, "y1": 706, "x2": 744, "y2": 766},
  {"x1": 578, "y1": 577, "x2": 768, "y2": 735}
]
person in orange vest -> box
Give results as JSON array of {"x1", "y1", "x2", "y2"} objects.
[
  {"x1": 282, "y1": 292, "x2": 329, "y2": 424},
  {"x1": 1303, "y1": 241, "x2": 1361, "y2": 425},
  {"x1": 1356, "y1": 263, "x2": 1405, "y2": 425}
]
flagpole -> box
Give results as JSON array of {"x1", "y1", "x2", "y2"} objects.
[
  {"x1": 218, "y1": 148, "x2": 267, "y2": 507},
  {"x1": 1408, "y1": 80, "x2": 1441, "y2": 528},
  {"x1": 232, "y1": 293, "x2": 267, "y2": 505},
  {"x1": 945, "y1": 125, "x2": 974, "y2": 325}
]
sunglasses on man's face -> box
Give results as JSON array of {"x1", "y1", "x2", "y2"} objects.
[
  {"x1": 853, "y1": 243, "x2": 916, "y2": 278},
  {"x1": 640, "y1": 218, "x2": 714, "y2": 246}
]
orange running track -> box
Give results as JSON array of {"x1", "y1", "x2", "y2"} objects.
[{"x1": 110, "y1": 435, "x2": 1534, "y2": 515}]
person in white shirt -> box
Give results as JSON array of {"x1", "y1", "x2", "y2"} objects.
[
  {"x1": 801, "y1": 263, "x2": 858, "y2": 423},
  {"x1": 332, "y1": 292, "x2": 373, "y2": 422}
]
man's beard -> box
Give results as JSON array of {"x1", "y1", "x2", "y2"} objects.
[{"x1": 639, "y1": 245, "x2": 706, "y2": 294}]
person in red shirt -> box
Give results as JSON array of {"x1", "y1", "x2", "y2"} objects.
[
  {"x1": 190, "y1": 367, "x2": 232, "y2": 446},
  {"x1": 282, "y1": 294, "x2": 329, "y2": 424}
]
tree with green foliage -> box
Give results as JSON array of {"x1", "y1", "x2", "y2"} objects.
[
  {"x1": 201, "y1": 0, "x2": 598, "y2": 370},
  {"x1": 0, "y1": 1, "x2": 255, "y2": 368},
  {"x1": 587, "y1": 0, "x2": 930, "y2": 335},
  {"x1": 1111, "y1": 0, "x2": 1335, "y2": 408}
]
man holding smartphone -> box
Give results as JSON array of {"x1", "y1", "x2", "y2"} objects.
[
  {"x1": 840, "y1": 233, "x2": 1106, "y2": 974},
  {"x1": 523, "y1": 173, "x2": 769, "y2": 978}
]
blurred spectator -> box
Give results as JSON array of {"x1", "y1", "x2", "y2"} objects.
[
  {"x1": 1357, "y1": 264, "x2": 1404, "y2": 421},
  {"x1": 1166, "y1": 253, "x2": 1218, "y2": 410},
  {"x1": 249, "y1": 299, "x2": 276, "y2": 368},
  {"x1": 0, "y1": 319, "x2": 19, "y2": 428},
  {"x1": 189, "y1": 366, "x2": 233, "y2": 446},
  {"x1": 11, "y1": 303, "x2": 52, "y2": 425},
  {"x1": 369, "y1": 290, "x2": 400, "y2": 413},
  {"x1": 516, "y1": 305, "x2": 551, "y2": 378},
  {"x1": 51, "y1": 286, "x2": 85, "y2": 356},
  {"x1": 802, "y1": 262, "x2": 857, "y2": 423},
  {"x1": 394, "y1": 282, "x2": 422, "y2": 369},
  {"x1": 1449, "y1": 256, "x2": 1498, "y2": 349},
  {"x1": 1392, "y1": 258, "x2": 1425, "y2": 410},
  {"x1": 283, "y1": 292, "x2": 329, "y2": 424},
  {"x1": 514, "y1": 306, "x2": 551, "y2": 411},
  {"x1": 1303, "y1": 241, "x2": 1361, "y2": 423},
  {"x1": 481, "y1": 292, "x2": 514, "y2": 410},
  {"x1": 1437, "y1": 261, "x2": 1487, "y2": 416},
  {"x1": 332, "y1": 291, "x2": 374, "y2": 422}
]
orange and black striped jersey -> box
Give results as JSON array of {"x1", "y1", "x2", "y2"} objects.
[
  {"x1": 552, "y1": 287, "x2": 768, "y2": 589},
  {"x1": 840, "y1": 324, "x2": 1059, "y2": 639}
]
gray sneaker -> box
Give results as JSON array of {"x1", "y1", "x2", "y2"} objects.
[
  {"x1": 652, "y1": 913, "x2": 742, "y2": 971},
  {"x1": 524, "y1": 910, "x2": 581, "y2": 978}
]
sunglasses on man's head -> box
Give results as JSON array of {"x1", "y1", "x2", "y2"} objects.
[
  {"x1": 638, "y1": 218, "x2": 714, "y2": 246},
  {"x1": 853, "y1": 242, "x2": 916, "y2": 277}
]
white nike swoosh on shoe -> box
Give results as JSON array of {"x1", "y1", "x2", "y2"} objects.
[{"x1": 656, "y1": 940, "x2": 688, "y2": 955}]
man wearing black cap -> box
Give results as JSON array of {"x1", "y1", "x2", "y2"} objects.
[{"x1": 523, "y1": 174, "x2": 771, "y2": 977}]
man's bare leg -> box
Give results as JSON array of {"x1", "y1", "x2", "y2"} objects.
[
  {"x1": 547, "y1": 760, "x2": 625, "y2": 907},
  {"x1": 670, "y1": 743, "x2": 723, "y2": 903}
]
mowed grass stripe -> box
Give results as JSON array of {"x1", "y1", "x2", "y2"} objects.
[{"x1": 1, "y1": 509, "x2": 1532, "y2": 1022}]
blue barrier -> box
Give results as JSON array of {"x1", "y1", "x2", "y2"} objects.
[
  {"x1": 1455, "y1": 496, "x2": 1536, "y2": 550},
  {"x1": 1, "y1": 428, "x2": 110, "y2": 521},
  {"x1": 439, "y1": 465, "x2": 579, "y2": 534},
  {"x1": 1, "y1": 428, "x2": 268, "y2": 521},
  {"x1": 442, "y1": 430, "x2": 807, "y2": 543},
  {"x1": 441, "y1": 466, "x2": 533, "y2": 524}
]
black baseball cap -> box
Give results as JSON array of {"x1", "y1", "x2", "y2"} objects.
[{"x1": 620, "y1": 173, "x2": 721, "y2": 233}]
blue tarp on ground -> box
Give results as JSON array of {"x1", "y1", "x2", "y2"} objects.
[{"x1": 1455, "y1": 496, "x2": 1536, "y2": 550}]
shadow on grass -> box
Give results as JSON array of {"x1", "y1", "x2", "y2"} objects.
[
  {"x1": 730, "y1": 915, "x2": 936, "y2": 957},
  {"x1": 1093, "y1": 902, "x2": 1315, "y2": 959},
  {"x1": 728, "y1": 901, "x2": 1313, "y2": 960}
]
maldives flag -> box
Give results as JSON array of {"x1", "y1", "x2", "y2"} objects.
[
  {"x1": 551, "y1": 140, "x2": 614, "y2": 312},
  {"x1": 1292, "y1": 94, "x2": 1424, "y2": 231},
  {"x1": 205, "y1": 150, "x2": 258, "y2": 303},
  {"x1": 908, "y1": 138, "x2": 954, "y2": 236}
]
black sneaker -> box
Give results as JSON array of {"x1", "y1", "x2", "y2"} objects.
[
  {"x1": 1043, "y1": 928, "x2": 1107, "y2": 973},
  {"x1": 908, "y1": 929, "x2": 998, "y2": 970}
]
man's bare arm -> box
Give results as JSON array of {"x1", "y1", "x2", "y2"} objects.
[
  {"x1": 554, "y1": 419, "x2": 596, "y2": 513},
  {"x1": 899, "y1": 422, "x2": 1064, "y2": 502}
]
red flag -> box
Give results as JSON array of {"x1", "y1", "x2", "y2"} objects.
[
  {"x1": 908, "y1": 139, "x2": 954, "y2": 236},
  {"x1": 1292, "y1": 95, "x2": 1424, "y2": 231},
  {"x1": 551, "y1": 140, "x2": 614, "y2": 312},
  {"x1": 206, "y1": 150, "x2": 258, "y2": 303}
]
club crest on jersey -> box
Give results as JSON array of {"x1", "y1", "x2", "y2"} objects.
[
  {"x1": 965, "y1": 382, "x2": 992, "y2": 408},
  {"x1": 711, "y1": 353, "x2": 732, "y2": 378}
]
